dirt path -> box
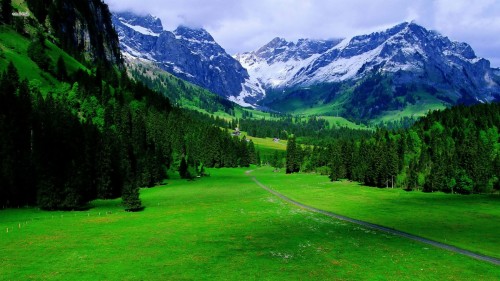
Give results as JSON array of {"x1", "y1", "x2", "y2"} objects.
[{"x1": 246, "y1": 171, "x2": 500, "y2": 266}]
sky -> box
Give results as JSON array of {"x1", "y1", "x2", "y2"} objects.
[{"x1": 107, "y1": 0, "x2": 500, "y2": 67}]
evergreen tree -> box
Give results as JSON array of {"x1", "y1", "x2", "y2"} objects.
[
  {"x1": 27, "y1": 38, "x2": 50, "y2": 70},
  {"x1": 122, "y1": 179, "x2": 142, "y2": 211},
  {"x1": 1, "y1": 0, "x2": 12, "y2": 24},
  {"x1": 179, "y1": 155, "x2": 189, "y2": 179},
  {"x1": 3, "y1": 61, "x2": 19, "y2": 95},
  {"x1": 329, "y1": 142, "x2": 345, "y2": 181},
  {"x1": 56, "y1": 55, "x2": 68, "y2": 81},
  {"x1": 248, "y1": 140, "x2": 256, "y2": 164},
  {"x1": 13, "y1": 79, "x2": 35, "y2": 204},
  {"x1": 96, "y1": 133, "x2": 114, "y2": 199},
  {"x1": 286, "y1": 135, "x2": 300, "y2": 174},
  {"x1": 270, "y1": 150, "x2": 280, "y2": 171},
  {"x1": 239, "y1": 137, "x2": 250, "y2": 167}
]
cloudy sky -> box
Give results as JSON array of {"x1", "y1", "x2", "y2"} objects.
[{"x1": 107, "y1": 0, "x2": 500, "y2": 67}]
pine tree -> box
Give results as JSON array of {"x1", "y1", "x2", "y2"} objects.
[
  {"x1": 329, "y1": 142, "x2": 345, "y2": 181},
  {"x1": 270, "y1": 150, "x2": 279, "y2": 171},
  {"x1": 1, "y1": 0, "x2": 12, "y2": 24},
  {"x1": 239, "y1": 136, "x2": 250, "y2": 167},
  {"x1": 96, "y1": 134, "x2": 113, "y2": 199},
  {"x1": 13, "y1": 79, "x2": 35, "y2": 204},
  {"x1": 179, "y1": 155, "x2": 189, "y2": 179},
  {"x1": 122, "y1": 179, "x2": 143, "y2": 211},
  {"x1": 56, "y1": 55, "x2": 67, "y2": 81},
  {"x1": 4, "y1": 61, "x2": 19, "y2": 95},
  {"x1": 286, "y1": 135, "x2": 300, "y2": 174},
  {"x1": 247, "y1": 140, "x2": 256, "y2": 164}
]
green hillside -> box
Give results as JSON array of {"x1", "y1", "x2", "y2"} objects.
[{"x1": 0, "y1": 26, "x2": 87, "y2": 93}]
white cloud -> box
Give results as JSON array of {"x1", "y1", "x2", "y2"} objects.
[{"x1": 106, "y1": 0, "x2": 500, "y2": 67}]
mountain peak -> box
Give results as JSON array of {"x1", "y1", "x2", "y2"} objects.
[
  {"x1": 174, "y1": 26, "x2": 215, "y2": 42},
  {"x1": 114, "y1": 11, "x2": 164, "y2": 35},
  {"x1": 255, "y1": 37, "x2": 291, "y2": 56}
]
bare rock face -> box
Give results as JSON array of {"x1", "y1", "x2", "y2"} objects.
[{"x1": 48, "y1": 0, "x2": 122, "y2": 67}]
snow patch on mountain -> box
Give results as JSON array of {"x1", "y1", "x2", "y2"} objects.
[{"x1": 120, "y1": 20, "x2": 160, "y2": 37}]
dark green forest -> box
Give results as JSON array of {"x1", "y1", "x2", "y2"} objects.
[
  {"x1": 0, "y1": 0, "x2": 258, "y2": 210},
  {"x1": 0, "y1": 60, "x2": 259, "y2": 210},
  {"x1": 285, "y1": 103, "x2": 500, "y2": 194}
]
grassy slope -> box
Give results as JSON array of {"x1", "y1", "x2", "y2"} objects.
[
  {"x1": 0, "y1": 26, "x2": 88, "y2": 94},
  {"x1": 371, "y1": 91, "x2": 447, "y2": 125},
  {"x1": 319, "y1": 116, "x2": 370, "y2": 130},
  {"x1": 1, "y1": 168, "x2": 498, "y2": 280},
  {"x1": 248, "y1": 135, "x2": 287, "y2": 162},
  {"x1": 228, "y1": 128, "x2": 287, "y2": 161},
  {"x1": 251, "y1": 167, "x2": 500, "y2": 259}
]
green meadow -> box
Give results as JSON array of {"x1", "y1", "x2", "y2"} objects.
[
  {"x1": 0, "y1": 26, "x2": 88, "y2": 94},
  {"x1": 1, "y1": 168, "x2": 498, "y2": 280},
  {"x1": 250, "y1": 167, "x2": 500, "y2": 259}
]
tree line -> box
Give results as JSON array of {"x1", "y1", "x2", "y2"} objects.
[
  {"x1": 0, "y1": 59, "x2": 258, "y2": 211},
  {"x1": 286, "y1": 103, "x2": 500, "y2": 194},
  {"x1": 238, "y1": 115, "x2": 372, "y2": 143}
]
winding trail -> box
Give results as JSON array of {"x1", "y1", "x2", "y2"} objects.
[{"x1": 246, "y1": 171, "x2": 500, "y2": 266}]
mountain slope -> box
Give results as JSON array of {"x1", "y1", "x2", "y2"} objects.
[
  {"x1": 124, "y1": 54, "x2": 237, "y2": 115},
  {"x1": 112, "y1": 12, "x2": 264, "y2": 106},
  {"x1": 237, "y1": 22, "x2": 500, "y2": 120}
]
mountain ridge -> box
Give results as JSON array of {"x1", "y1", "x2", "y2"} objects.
[
  {"x1": 113, "y1": 13, "x2": 500, "y2": 120},
  {"x1": 234, "y1": 21, "x2": 500, "y2": 120},
  {"x1": 237, "y1": 22, "x2": 499, "y2": 98},
  {"x1": 112, "y1": 11, "x2": 265, "y2": 106}
]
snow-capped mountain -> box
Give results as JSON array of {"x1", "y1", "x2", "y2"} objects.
[
  {"x1": 235, "y1": 37, "x2": 342, "y2": 89},
  {"x1": 236, "y1": 22, "x2": 500, "y2": 105},
  {"x1": 113, "y1": 13, "x2": 499, "y2": 114},
  {"x1": 112, "y1": 12, "x2": 264, "y2": 107}
]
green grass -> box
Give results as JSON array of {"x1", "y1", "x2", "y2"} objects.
[
  {"x1": 1, "y1": 168, "x2": 498, "y2": 280},
  {"x1": 319, "y1": 116, "x2": 371, "y2": 130},
  {"x1": 12, "y1": 0, "x2": 28, "y2": 11},
  {"x1": 0, "y1": 26, "x2": 89, "y2": 94},
  {"x1": 229, "y1": 130, "x2": 287, "y2": 161},
  {"x1": 372, "y1": 91, "x2": 447, "y2": 124},
  {"x1": 0, "y1": 26, "x2": 54, "y2": 89},
  {"x1": 251, "y1": 167, "x2": 500, "y2": 259},
  {"x1": 248, "y1": 135, "x2": 287, "y2": 161}
]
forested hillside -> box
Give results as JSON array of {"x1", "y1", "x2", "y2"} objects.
[
  {"x1": 0, "y1": 0, "x2": 258, "y2": 210},
  {"x1": 286, "y1": 103, "x2": 500, "y2": 194},
  {"x1": 126, "y1": 57, "x2": 237, "y2": 115}
]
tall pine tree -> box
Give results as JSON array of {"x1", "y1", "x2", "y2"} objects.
[
  {"x1": 1, "y1": 0, "x2": 12, "y2": 24},
  {"x1": 286, "y1": 135, "x2": 300, "y2": 174}
]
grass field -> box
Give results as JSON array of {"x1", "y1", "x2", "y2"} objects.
[
  {"x1": 371, "y1": 92, "x2": 447, "y2": 125},
  {"x1": 1, "y1": 168, "x2": 498, "y2": 280},
  {"x1": 0, "y1": 26, "x2": 88, "y2": 95},
  {"x1": 319, "y1": 116, "x2": 371, "y2": 130},
  {"x1": 251, "y1": 167, "x2": 500, "y2": 259},
  {"x1": 246, "y1": 134, "x2": 287, "y2": 161}
]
